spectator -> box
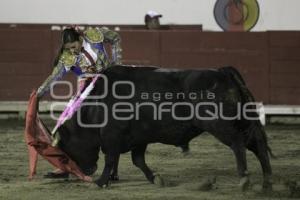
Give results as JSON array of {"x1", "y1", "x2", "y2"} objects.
[{"x1": 144, "y1": 10, "x2": 162, "y2": 29}]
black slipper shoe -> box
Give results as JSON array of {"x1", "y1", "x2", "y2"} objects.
[{"x1": 44, "y1": 172, "x2": 69, "y2": 179}]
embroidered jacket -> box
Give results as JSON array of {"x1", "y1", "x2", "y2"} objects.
[{"x1": 37, "y1": 27, "x2": 122, "y2": 98}]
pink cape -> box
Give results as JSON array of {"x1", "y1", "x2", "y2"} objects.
[{"x1": 24, "y1": 90, "x2": 92, "y2": 182}]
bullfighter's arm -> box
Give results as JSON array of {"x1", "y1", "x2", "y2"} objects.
[{"x1": 37, "y1": 50, "x2": 76, "y2": 99}]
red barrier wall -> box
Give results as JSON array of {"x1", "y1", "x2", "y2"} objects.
[{"x1": 0, "y1": 25, "x2": 299, "y2": 104}]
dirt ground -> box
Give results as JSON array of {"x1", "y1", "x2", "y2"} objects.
[{"x1": 0, "y1": 119, "x2": 299, "y2": 200}]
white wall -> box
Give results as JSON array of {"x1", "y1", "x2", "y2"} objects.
[{"x1": 0, "y1": 0, "x2": 299, "y2": 31}]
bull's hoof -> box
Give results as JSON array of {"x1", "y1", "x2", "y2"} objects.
[
  {"x1": 180, "y1": 145, "x2": 190, "y2": 155},
  {"x1": 182, "y1": 150, "x2": 190, "y2": 157},
  {"x1": 198, "y1": 176, "x2": 217, "y2": 191},
  {"x1": 285, "y1": 180, "x2": 300, "y2": 197},
  {"x1": 239, "y1": 176, "x2": 250, "y2": 192},
  {"x1": 101, "y1": 183, "x2": 109, "y2": 188},
  {"x1": 153, "y1": 173, "x2": 165, "y2": 187},
  {"x1": 95, "y1": 179, "x2": 110, "y2": 188},
  {"x1": 109, "y1": 174, "x2": 119, "y2": 181},
  {"x1": 262, "y1": 181, "x2": 273, "y2": 193}
]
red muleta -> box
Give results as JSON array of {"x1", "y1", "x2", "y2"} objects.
[{"x1": 24, "y1": 90, "x2": 92, "y2": 182}]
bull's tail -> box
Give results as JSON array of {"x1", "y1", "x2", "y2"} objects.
[
  {"x1": 219, "y1": 66, "x2": 255, "y2": 102},
  {"x1": 219, "y1": 66, "x2": 276, "y2": 159}
]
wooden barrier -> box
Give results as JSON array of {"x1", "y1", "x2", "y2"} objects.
[{"x1": 0, "y1": 24, "x2": 300, "y2": 105}]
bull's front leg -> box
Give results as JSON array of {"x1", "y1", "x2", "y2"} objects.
[
  {"x1": 110, "y1": 154, "x2": 120, "y2": 181},
  {"x1": 95, "y1": 154, "x2": 119, "y2": 187}
]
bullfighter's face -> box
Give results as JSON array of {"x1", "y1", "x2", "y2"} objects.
[{"x1": 64, "y1": 38, "x2": 82, "y2": 55}]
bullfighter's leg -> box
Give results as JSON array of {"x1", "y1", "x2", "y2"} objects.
[
  {"x1": 95, "y1": 153, "x2": 119, "y2": 187},
  {"x1": 131, "y1": 144, "x2": 162, "y2": 184},
  {"x1": 231, "y1": 143, "x2": 250, "y2": 191},
  {"x1": 110, "y1": 154, "x2": 120, "y2": 181}
]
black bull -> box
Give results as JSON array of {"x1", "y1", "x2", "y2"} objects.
[{"x1": 57, "y1": 65, "x2": 273, "y2": 190}]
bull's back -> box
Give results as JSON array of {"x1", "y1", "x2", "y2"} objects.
[
  {"x1": 105, "y1": 65, "x2": 226, "y2": 91},
  {"x1": 101, "y1": 65, "x2": 242, "y2": 146}
]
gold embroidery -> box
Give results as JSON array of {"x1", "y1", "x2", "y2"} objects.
[
  {"x1": 60, "y1": 50, "x2": 76, "y2": 66},
  {"x1": 84, "y1": 27, "x2": 104, "y2": 43}
]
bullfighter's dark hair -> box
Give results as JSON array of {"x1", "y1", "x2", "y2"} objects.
[{"x1": 53, "y1": 27, "x2": 82, "y2": 66}]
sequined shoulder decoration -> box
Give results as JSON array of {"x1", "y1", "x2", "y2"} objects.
[
  {"x1": 84, "y1": 27, "x2": 104, "y2": 43},
  {"x1": 60, "y1": 50, "x2": 77, "y2": 66}
]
